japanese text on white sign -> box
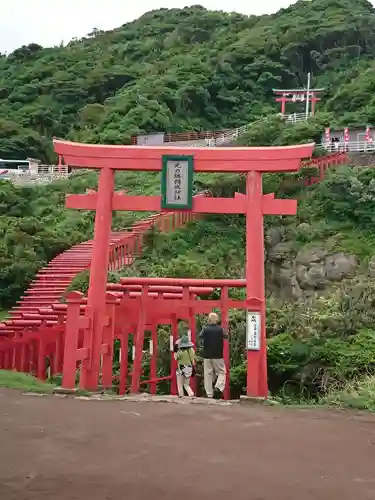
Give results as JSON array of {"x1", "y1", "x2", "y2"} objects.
[
  {"x1": 165, "y1": 160, "x2": 189, "y2": 206},
  {"x1": 246, "y1": 311, "x2": 261, "y2": 351}
]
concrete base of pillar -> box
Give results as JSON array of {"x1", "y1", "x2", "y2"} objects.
[
  {"x1": 97, "y1": 385, "x2": 117, "y2": 394},
  {"x1": 54, "y1": 387, "x2": 78, "y2": 395},
  {"x1": 239, "y1": 395, "x2": 278, "y2": 406}
]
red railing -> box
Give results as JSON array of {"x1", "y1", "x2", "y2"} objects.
[
  {"x1": 302, "y1": 152, "x2": 348, "y2": 185},
  {"x1": 0, "y1": 279, "x2": 245, "y2": 399},
  {"x1": 107, "y1": 207, "x2": 202, "y2": 272},
  {"x1": 0, "y1": 195, "x2": 205, "y2": 341}
]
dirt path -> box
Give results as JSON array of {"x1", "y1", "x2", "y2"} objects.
[{"x1": 1, "y1": 389, "x2": 375, "y2": 500}]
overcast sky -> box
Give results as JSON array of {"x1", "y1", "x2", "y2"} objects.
[{"x1": 0, "y1": 0, "x2": 299, "y2": 53}]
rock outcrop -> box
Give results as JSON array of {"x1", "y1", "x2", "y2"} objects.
[{"x1": 266, "y1": 227, "x2": 358, "y2": 300}]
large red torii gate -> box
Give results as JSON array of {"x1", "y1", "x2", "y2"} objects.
[{"x1": 53, "y1": 139, "x2": 314, "y2": 397}]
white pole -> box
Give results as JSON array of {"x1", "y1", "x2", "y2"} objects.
[
  {"x1": 0, "y1": 159, "x2": 28, "y2": 164},
  {"x1": 305, "y1": 72, "x2": 311, "y2": 120}
]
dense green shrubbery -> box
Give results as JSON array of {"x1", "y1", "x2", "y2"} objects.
[
  {"x1": 0, "y1": 171, "x2": 158, "y2": 307},
  {"x1": 321, "y1": 375, "x2": 375, "y2": 411},
  {"x1": 0, "y1": 370, "x2": 56, "y2": 393},
  {"x1": 2, "y1": 0, "x2": 375, "y2": 160}
]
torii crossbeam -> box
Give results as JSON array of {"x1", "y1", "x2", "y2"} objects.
[{"x1": 54, "y1": 139, "x2": 314, "y2": 397}]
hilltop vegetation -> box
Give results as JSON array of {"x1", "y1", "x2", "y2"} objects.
[{"x1": 1, "y1": 0, "x2": 375, "y2": 161}]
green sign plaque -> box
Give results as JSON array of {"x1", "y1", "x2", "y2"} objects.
[{"x1": 161, "y1": 155, "x2": 194, "y2": 210}]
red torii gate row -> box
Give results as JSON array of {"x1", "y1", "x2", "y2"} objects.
[
  {"x1": 273, "y1": 88, "x2": 324, "y2": 116},
  {"x1": 60, "y1": 278, "x2": 247, "y2": 400},
  {"x1": 0, "y1": 280, "x2": 244, "y2": 400},
  {"x1": 53, "y1": 139, "x2": 314, "y2": 397}
]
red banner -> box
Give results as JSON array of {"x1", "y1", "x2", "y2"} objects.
[
  {"x1": 325, "y1": 127, "x2": 330, "y2": 143},
  {"x1": 365, "y1": 126, "x2": 371, "y2": 142},
  {"x1": 344, "y1": 128, "x2": 349, "y2": 142}
]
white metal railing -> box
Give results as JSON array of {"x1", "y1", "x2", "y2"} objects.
[
  {"x1": 284, "y1": 113, "x2": 309, "y2": 123},
  {"x1": 181, "y1": 118, "x2": 270, "y2": 148},
  {"x1": 317, "y1": 142, "x2": 375, "y2": 153},
  {"x1": 174, "y1": 113, "x2": 310, "y2": 148},
  {"x1": 0, "y1": 165, "x2": 70, "y2": 185},
  {"x1": 0, "y1": 112, "x2": 323, "y2": 187},
  {"x1": 38, "y1": 165, "x2": 69, "y2": 175}
]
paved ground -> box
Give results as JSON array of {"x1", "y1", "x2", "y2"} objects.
[{"x1": 1, "y1": 389, "x2": 375, "y2": 500}]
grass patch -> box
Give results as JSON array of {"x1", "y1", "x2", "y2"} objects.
[
  {"x1": 333, "y1": 230, "x2": 375, "y2": 260},
  {"x1": 0, "y1": 370, "x2": 56, "y2": 394},
  {"x1": 320, "y1": 376, "x2": 375, "y2": 412},
  {"x1": 0, "y1": 310, "x2": 8, "y2": 321}
]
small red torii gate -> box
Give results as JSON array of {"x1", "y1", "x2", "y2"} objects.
[{"x1": 53, "y1": 139, "x2": 314, "y2": 397}]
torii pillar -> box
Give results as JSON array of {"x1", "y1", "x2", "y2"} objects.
[{"x1": 54, "y1": 139, "x2": 314, "y2": 397}]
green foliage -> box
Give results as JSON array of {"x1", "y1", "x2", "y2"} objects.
[
  {"x1": 321, "y1": 375, "x2": 375, "y2": 411},
  {"x1": 236, "y1": 115, "x2": 324, "y2": 147},
  {"x1": 2, "y1": 1, "x2": 375, "y2": 159},
  {"x1": 308, "y1": 167, "x2": 375, "y2": 228},
  {"x1": 0, "y1": 370, "x2": 56, "y2": 393},
  {"x1": 0, "y1": 171, "x2": 157, "y2": 308},
  {"x1": 267, "y1": 329, "x2": 375, "y2": 398},
  {"x1": 120, "y1": 215, "x2": 245, "y2": 281}
]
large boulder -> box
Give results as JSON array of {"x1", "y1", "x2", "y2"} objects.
[
  {"x1": 267, "y1": 263, "x2": 303, "y2": 300},
  {"x1": 267, "y1": 237, "x2": 359, "y2": 300},
  {"x1": 296, "y1": 223, "x2": 314, "y2": 240},
  {"x1": 267, "y1": 241, "x2": 294, "y2": 262},
  {"x1": 324, "y1": 253, "x2": 357, "y2": 281},
  {"x1": 265, "y1": 227, "x2": 283, "y2": 248},
  {"x1": 269, "y1": 244, "x2": 358, "y2": 298},
  {"x1": 271, "y1": 263, "x2": 294, "y2": 288},
  {"x1": 297, "y1": 263, "x2": 328, "y2": 290},
  {"x1": 368, "y1": 256, "x2": 375, "y2": 278},
  {"x1": 290, "y1": 275, "x2": 304, "y2": 300},
  {"x1": 295, "y1": 248, "x2": 328, "y2": 266}
]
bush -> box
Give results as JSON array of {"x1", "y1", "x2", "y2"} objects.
[
  {"x1": 321, "y1": 376, "x2": 375, "y2": 411},
  {"x1": 267, "y1": 329, "x2": 375, "y2": 399}
]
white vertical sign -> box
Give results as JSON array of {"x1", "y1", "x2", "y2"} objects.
[
  {"x1": 305, "y1": 72, "x2": 311, "y2": 119},
  {"x1": 166, "y1": 160, "x2": 189, "y2": 206},
  {"x1": 246, "y1": 311, "x2": 261, "y2": 351}
]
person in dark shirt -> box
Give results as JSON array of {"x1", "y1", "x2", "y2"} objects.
[{"x1": 199, "y1": 312, "x2": 228, "y2": 398}]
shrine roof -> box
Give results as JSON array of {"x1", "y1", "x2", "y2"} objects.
[
  {"x1": 272, "y1": 88, "x2": 324, "y2": 93},
  {"x1": 53, "y1": 139, "x2": 314, "y2": 173}
]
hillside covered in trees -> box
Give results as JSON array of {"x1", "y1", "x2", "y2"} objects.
[
  {"x1": 3, "y1": 0, "x2": 375, "y2": 406},
  {"x1": 1, "y1": 0, "x2": 375, "y2": 161}
]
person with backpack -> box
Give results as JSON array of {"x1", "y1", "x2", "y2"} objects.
[
  {"x1": 199, "y1": 312, "x2": 228, "y2": 398},
  {"x1": 174, "y1": 333, "x2": 196, "y2": 397}
]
